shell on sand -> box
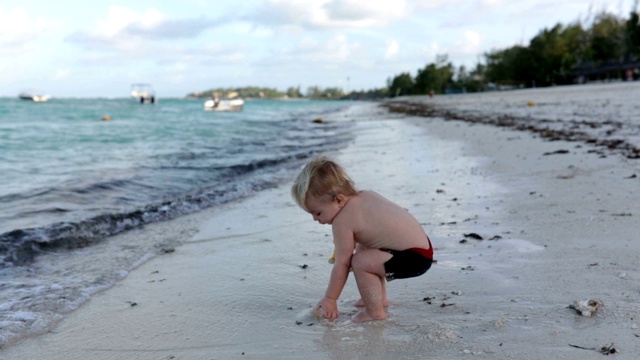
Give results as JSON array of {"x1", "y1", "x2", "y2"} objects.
[{"x1": 569, "y1": 299, "x2": 603, "y2": 317}]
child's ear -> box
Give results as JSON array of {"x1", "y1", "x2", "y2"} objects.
[{"x1": 335, "y1": 194, "x2": 347, "y2": 207}]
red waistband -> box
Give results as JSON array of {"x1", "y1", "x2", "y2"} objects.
[{"x1": 410, "y1": 236, "x2": 433, "y2": 259}]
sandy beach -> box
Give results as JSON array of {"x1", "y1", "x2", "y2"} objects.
[{"x1": 2, "y1": 82, "x2": 640, "y2": 359}]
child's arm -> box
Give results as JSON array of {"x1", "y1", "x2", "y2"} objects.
[
  {"x1": 313, "y1": 224, "x2": 354, "y2": 320},
  {"x1": 328, "y1": 240, "x2": 336, "y2": 264}
]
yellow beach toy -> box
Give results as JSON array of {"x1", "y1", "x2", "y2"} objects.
[
  {"x1": 328, "y1": 239, "x2": 337, "y2": 264},
  {"x1": 327, "y1": 241, "x2": 352, "y2": 272}
]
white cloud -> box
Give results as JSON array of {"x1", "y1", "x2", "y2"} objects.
[
  {"x1": 0, "y1": 7, "x2": 60, "y2": 54},
  {"x1": 298, "y1": 33, "x2": 357, "y2": 63},
  {"x1": 412, "y1": 0, "x2": 458, "y2": 10},
  {"x1": 52, "y1": 69, "x2": 70, "y2": 80},
  {"x1": 324, "y1": 33, "x2": 357, "y2": 62},
  {"x1": 479, "y1": 0, "x2": 507, "y2": 7},
  {"x1": 298, "y1": 36, "x2": 320, "y2": 50},
  {"x1": 384, "y1": 39, "x2": 400, "y2": 59},
  {"x1": 323, "y1": 0, "x2": 406, "y2": 24},
  {"x1": 200, "y1": 50, "x2": 248, "y2": 65},
  {"x1": 258, "y1": 32, "x2": 365, "y2": 67},
  {"x1": 67, "y1": 5, "x2": 226, "y2": 52},
  {"x1": 461, "y1": 30, "x2": 481, "y2": 53},
  {"x1": 66, "y1": 6, "x2": 162, "y2": 53},
  {"x1": 412, "y1": 29, "x2": 483, "y2": 69},
  {"x1": 440, "y1": 29, "x2": 483, "y2": 66},
  {"x1": 95, "y1": 6, "x2": 144, "y2": 38},
  {"x1": 254, "y1": 0, "x2": 407, "y2": 29}
]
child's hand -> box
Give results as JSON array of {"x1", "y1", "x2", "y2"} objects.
[{"x1": 313, "y1": 297, "x2": 339, "y2": 321}]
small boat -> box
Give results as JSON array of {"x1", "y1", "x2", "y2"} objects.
[
  {"x1": 18, "y1": 90, "x2": 51, "y2": 102},
  {"x1": 204, "y1": 97, "x2": 244, "y2": 112},
  {"x1": 130, "y1": 83, "x2": 156, "y2": 104}
]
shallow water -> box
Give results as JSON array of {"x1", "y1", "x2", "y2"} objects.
[
  {"x1": 0, "y1": 99, "x2": 354, "y2": 256},
  {"x1": 0, "y1": 97, "x2": 357, "y2": 346}
]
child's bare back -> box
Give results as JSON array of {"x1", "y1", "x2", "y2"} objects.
[
  {"x1": 335, "y1": 190, "x2": 430, "y2": 252},
  {"x1": 291, "y1": 157, "x2": 433, "y2": 323}
]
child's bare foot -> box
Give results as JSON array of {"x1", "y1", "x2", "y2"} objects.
[
  {"x1": 355, "y1": 298, "x2": 389, "y2": 307},
  {"x1": 351, "y1": 309, "x2": 386, "y2": 323}
]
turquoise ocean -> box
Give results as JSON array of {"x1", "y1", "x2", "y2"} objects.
[{"x1": 0, "y1": 97, "x2": 357, "y2": 345}]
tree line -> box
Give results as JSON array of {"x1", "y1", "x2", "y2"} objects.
[
  {"x1": 187, "y1": 86, "x2": 352, "y2": 100},
  {"x1": 388, "y1": 6, "x2": 640, "y2": 97},
  {"x1": 189, "y1": 6, "x2": 640, "y2": 100}
]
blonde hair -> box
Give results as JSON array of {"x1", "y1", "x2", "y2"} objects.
[{"x1": 291, "y1": 156, "x2": 357, "y2": 211}]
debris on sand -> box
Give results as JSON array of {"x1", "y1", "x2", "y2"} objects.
[
  {"x1": 463, "y1": 233, "x2": 483, "y2": 240},
  {"x1": 568, "y1": 299, "x2": 603, "y2": 317},
  {"x1": 381, "y1": 101, "x2": 640, "y2": 160},
  {"x1": 569, "y1": 342, "x2": 618, "y2": 355},
  {"x1": 543, "y1": 149, "x2": 570, "y2": 156}
]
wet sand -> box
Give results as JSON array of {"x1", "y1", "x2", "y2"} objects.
[{"x1": 2, "y1": 83, "x2": 639, "y2": 359}]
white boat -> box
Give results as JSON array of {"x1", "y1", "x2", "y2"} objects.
[
  {"x1": 130, "y1": 83, "x2": 156, "y2": 104},
  {"x1": 204, "y1": 98, "x2": 244, "y2": 112},
  {"x1": 18, "y1": 90, "x2": 51, "y2": 102}
]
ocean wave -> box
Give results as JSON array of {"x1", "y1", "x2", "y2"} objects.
[
  {"x1": 0, "y1": 98, "x2": 360, "y2": 350},
  {"x1": 0, "y1": 142, "x2": 350, "y2": 267}
]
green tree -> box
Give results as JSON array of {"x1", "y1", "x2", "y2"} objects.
[
  {"x1": 625, "y1": 8, "x2": 640, "y2": 58},
  {"x1": 305, "y1": 86, "x2": 344, "y2": 99},
  {"x1": 528, "y1": 23, "x2": 582, "y2": 86},
  {"x1": 470, "y1": 62, "x2": 486, "y2": 81},
  {"x1": 306, "y1": 86, "x2": 322, "y2": 98},
  {"x1": 560, "y1": 23, "x2": 589, "y2": 67},
  {"x1": 414, "y1": 55, "x2": 454, "y2": 94},
  {"x1": 455, "y1": 65, "x2": 468, "y2": 82},
  {"x1": 485, "y1": 45, "x2": 531, "y2": 86},
  {"x1": 588, "y1": 11, "x2": 625, "y2": 64},
  {"x1": 453, "y1": 63, "x2": 485, "y2": 92},
  {"x1": 321, "y1": 87, "x2": 344, "y2": 98},
  {"x1": 286, "y1": 86, "x2": 302, "y2": 98},
  {"x1": 387, "y1": 72, "x2": 415, "y2": 97}
]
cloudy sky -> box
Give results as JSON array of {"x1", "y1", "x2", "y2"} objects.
[{"x1": 1, "y1": 0, "x2": 634, "y2": 98}]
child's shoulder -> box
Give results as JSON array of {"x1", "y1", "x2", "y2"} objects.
[
  {"x1": 353, "y1": 189, "x2": 375, "y2": 201},
  {"x1": 357, "y1": 189, "x2": 377, "y2": 197},
  {"x1": 354, "y1": 190, "x2": 392, "y2": 207},
  {"x1": 357, "y1": 190, "x2": 385, "y2": 201}
]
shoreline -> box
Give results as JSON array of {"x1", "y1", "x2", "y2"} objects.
[
  {"x1": 2, "y1": 86, "x2": 639, "y2": 359},
  {"x1": 384, "y1": 82, "x2": 640, "y2": 160}
]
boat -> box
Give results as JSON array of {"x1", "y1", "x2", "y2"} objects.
[
  {"x1": 204, "y1": 98, "x2": 244, "y2": 112},
  {"x1": 130, "y1": 83, "x2": 156, "y2": 104},
  {"x1": 18, "y1": 90, "x2": 51, "y2": 102}
]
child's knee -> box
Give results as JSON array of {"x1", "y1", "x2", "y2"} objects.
[
  {"x1": 350, "y1": 251, "x2": 371, "y2": 272},
  {"x1": 350, "y1": 251, "x2": 364, "y2": 270}
]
